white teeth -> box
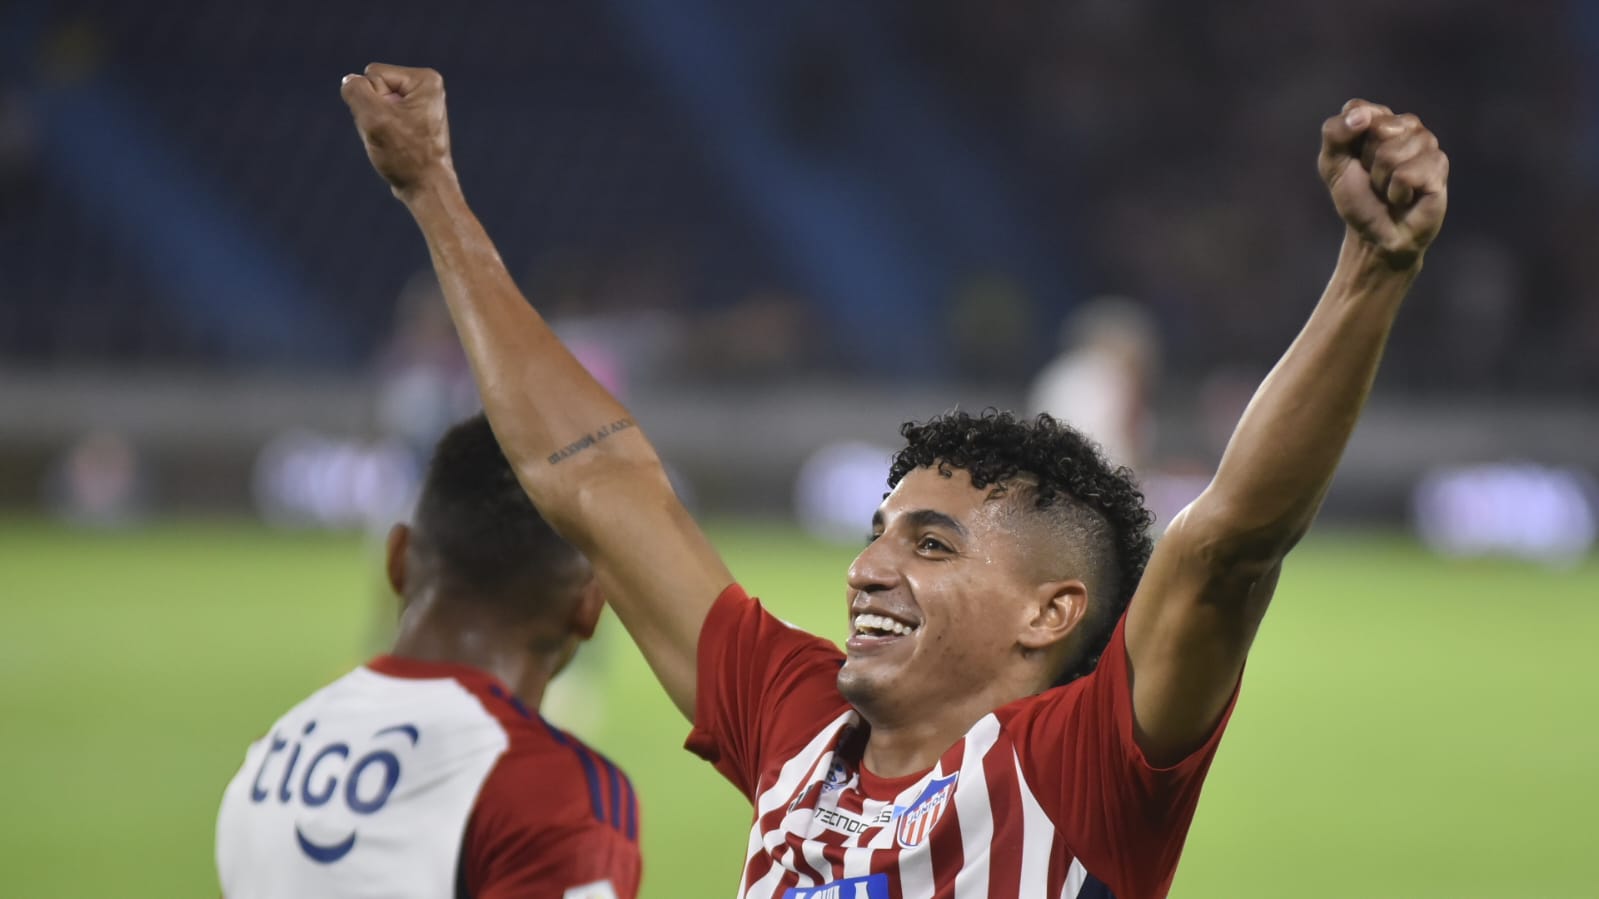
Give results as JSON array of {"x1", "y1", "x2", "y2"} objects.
[{"x1": 853, "y1": 613, "x2": 915, "y2": 637}]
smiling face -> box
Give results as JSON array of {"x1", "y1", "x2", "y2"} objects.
[{"x1": 837, "y1": 465, "x2": 1090, "y2": 729}]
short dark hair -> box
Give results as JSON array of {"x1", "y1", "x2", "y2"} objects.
[
  {"x1": 412, "y1": 415, "x2": 586, "y2": 605},
  {"x1": 888, "y1": 409, "x2": 1154, "y2": 687}
]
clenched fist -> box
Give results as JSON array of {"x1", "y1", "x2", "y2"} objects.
[
  {"x1": 1320, "y1": 100, "x2": 1449, "y2": 269},
  {"x1": 341, "y1": 63, "x2": 455, "y2": 197}
]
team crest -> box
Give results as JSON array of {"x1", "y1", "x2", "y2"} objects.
[{"x1": 894, "y1": 772, "x2": 958, "y2": 848}]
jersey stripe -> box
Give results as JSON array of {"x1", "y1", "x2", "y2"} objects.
[
  {"x1": 950, "y1": 715, "x2": 1002, "y2": 898},
  {"x1": 743, "y1": 711, "x2": 855, "y2": 896},
  {"x1": 1063, "y1": 859, "x2": 1090, "y2": 898},
  {"x1": 839, "y1": 844, "x2": 875, "y2": 880},
  {"x1": 893, "y1": 761, "x2": 939, "y2": 899},
  {"x1": 798, "y1": 835, "x2": 832, "y2": 886},
  {"x1": 925, "y1": 788, "x2": 965, "y2": 895},
  {"x1": 746, "y1": 852, "x2": 798, "y2": 896},
  {"x1": 1012, "y1": 753, "x2": 1056, "y2": 899},
  {"x1": 573, "y1": 746, "x2": 606, "y2": 825},
  {"x1": 600, "y1": 754, "x2": 623, "y2": 832},
  {"x1": 621, "y1": 770, "x2": 638, "y2": 840},
  {"x1": 982, "y1": 742, "x2": 1022, "y2": 898},
  {"x1": 537, "y1": 720, "x2": 564, "y2": 743},
  {"x1": 780, "y1": 819, "x2": 829, "y2": 888},
  {"x1": 920, "y1": 732, "x2": 975, "y2": 897}
]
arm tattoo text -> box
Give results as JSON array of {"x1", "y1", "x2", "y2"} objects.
[{"x1": 547, "y1": 418, "x2": 636, "y2": 465}]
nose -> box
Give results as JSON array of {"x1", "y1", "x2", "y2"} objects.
[{"x1": 847, "y1": 538, "x2": 899, "y2": 596}]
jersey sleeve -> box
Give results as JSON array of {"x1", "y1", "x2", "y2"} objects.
[
  {"x1": 684, "y1": 584, "x2": 852, "y2": 800},
  {"x1": 1008, "y1": 614, "x2": 1238, "y2": 899},
  {"x1": 462, "y1": 750, "x2": 642, "y2": 899}
]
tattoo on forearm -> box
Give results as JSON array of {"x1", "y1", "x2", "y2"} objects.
[{"x1": 547, "y1": 418, "x2": 636, "y2": 465}]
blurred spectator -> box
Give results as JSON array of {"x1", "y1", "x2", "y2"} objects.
[
  {"x1": 3, "y1": 0, "x2": 1596, "y2": 394},
  {"x1": 900, "y1": 0, "x2": 1597, "y2": 392},
  {"x1": 45, "y1": 430, "x2": 149, "y2": 526},
  {"x1": 373, "y1": 269, "x2": 479, "y2": 458},
  {"x1": 536, "y1": 244, "x2": 693, "y2": 396},
  {"x1": 1027, "y1": 296, "x2": 1156, "y2": 471}
]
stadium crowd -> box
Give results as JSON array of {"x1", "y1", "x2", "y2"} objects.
[{"x1": 1, "y1": 0, "x2": 1593, "y2": 394}]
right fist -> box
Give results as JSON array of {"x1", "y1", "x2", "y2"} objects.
[{"x1": 341, "y1": 63, "x2": 454, "y2": 196}]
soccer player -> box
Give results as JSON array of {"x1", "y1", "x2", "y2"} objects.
[
  {"x1": 341, "y1": 64, "x2": 1448, "y2": 898},
  {"x1": 216, "y1": 415, "x2": 641, "y2": 899}
]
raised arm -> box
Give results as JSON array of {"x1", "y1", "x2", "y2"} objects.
[
  {"x1": 341, "y1": 63, "x2": 729, "y2": 719},
  {"x1": 1124, "y1": 100, "x2": 1449, "y2": 764}
]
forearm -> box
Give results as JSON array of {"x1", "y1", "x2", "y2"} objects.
[
  {"x1": 398, "y1": 174, "x2": 730, "y2": 719},
  {"x1": 344, "y1": 64, "x2": 735, "y2": 720},
  {"x1": 400, "y1": 175, "x2": 662, "y2": 513},
  {"x1": 1192, "y1": 231, "x2": 1418, "y2": 561}
]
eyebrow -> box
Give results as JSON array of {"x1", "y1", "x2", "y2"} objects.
[{"x1": 872, "y1": 508, "x2": 969, "y2": 538}]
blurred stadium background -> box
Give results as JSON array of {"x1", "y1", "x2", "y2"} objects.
[{"x1": 2, "y1": 1, "x2": 1596, "y2": 896}]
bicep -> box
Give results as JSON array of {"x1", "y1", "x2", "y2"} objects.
[
  {"x1": 560, "y1": 460, "x2": 733, "y2": 721},
  {"x1": 1124, "y1": 503, "x2": 1282, "y2": 765}
]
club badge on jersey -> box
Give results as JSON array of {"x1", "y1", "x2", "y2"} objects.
[
  {"x1": 782, "y1": 874, "x2": 891, "y2": 899},
  {"x1": 894, "y1": 772, "x2": 958, "y2": 849}
]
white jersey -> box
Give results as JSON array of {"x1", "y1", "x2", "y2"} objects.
[{"x1": 217, "y1": 656, "x2": 640, "y2": 899}]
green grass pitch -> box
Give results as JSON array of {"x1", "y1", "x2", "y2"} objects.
[{"x1": 1, "y1": 518, "x2": 1595, "y2": 897}]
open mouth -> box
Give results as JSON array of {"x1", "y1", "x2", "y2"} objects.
[
  {"x1": 853, "y1": 613, "x2": 917, "y2": 637},
  {"x1": 847, "y1": 611, "x2": 920, "y2": 652}
]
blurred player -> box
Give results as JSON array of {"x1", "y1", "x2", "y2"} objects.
[
  {"x1": 216, "y1": 415, "x2": 641, "y2": 899},
  {"x1": 342, "y1": 64, "x2": 1447, "y2": 898},
  {"x1": 1026, "y1": 296, "x2": 1157, "y2": 472}
]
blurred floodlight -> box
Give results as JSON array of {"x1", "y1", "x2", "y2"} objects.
[
  {"x1": 1413, "y1": 463, "x2": 1597, "y2": 566},
  {"x1": 794, "y1": 440, "x2": 895, "y2": 544},
  {"x1": 253, "y1": 430, "x2": 420, "y2": 531}
]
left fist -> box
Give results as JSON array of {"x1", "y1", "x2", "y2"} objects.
[{"x1": 1319, "y1": 100, "x2": 1449, "y2": 269}]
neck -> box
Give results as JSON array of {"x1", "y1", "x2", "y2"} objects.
[
  {"x1": 860, "y1": 720, "x2": 969, "y2": 778},
  {"x1": 389, "y1": 589, "x2": 556, "y2": 709},
  {"x1": 857, "y1": 662, "x2": 1042, "y2": 774},
  {"x1": 857, "y1": 681, "x2": 1029, "y2": 778}
]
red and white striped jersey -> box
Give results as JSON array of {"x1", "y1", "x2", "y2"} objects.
[
  {"x1": 217, "y1": 656, "x2": 640, "y2": 899},
  {"x1": 686, "y1": 586, "x2": 1235, "y2": 899}
]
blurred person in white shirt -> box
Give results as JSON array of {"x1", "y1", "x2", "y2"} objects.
[{"x1": 1027, "y1": 296, "x2": 1158, "y2": 472}]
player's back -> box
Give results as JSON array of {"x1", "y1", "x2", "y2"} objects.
[{"x1": 217, "y1": 657, "x2": 640, "y2": 899}]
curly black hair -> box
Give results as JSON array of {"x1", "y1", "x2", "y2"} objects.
[{"x1": 888, "y1": 409, "x2": 1155, "y2": 687}]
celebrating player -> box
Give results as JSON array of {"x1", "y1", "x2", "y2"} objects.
[
  {"x1": 342, "y1": 63, "x2": 1447, "y2": 898},
  {"x1": 216, "y1": 415, "x2": 640, "y2": 899}
]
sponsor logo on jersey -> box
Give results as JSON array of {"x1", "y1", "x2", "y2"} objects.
[
  {"x1": 894, "y1": 772, "x2": 958, "y2": 849},
  {"x1": 783, "y1": 873, "x2": 890, "y2": 899},
  {"x1": 246, "y1": 719, "x2": 420, "y2": 863},
  {"x1": 812, "y1": 804, "x2": 893, "y2": 836}
]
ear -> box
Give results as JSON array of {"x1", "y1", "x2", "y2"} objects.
[
  {"x1": 1017, "y1": 578, "x2": 1089, "y2": 651},
  {"x1": 566, "y1": 577, "x2": 605, "y2": 641},
  {"x1": 384, "y1": 523, "x2": 410, "y2": 599}
]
